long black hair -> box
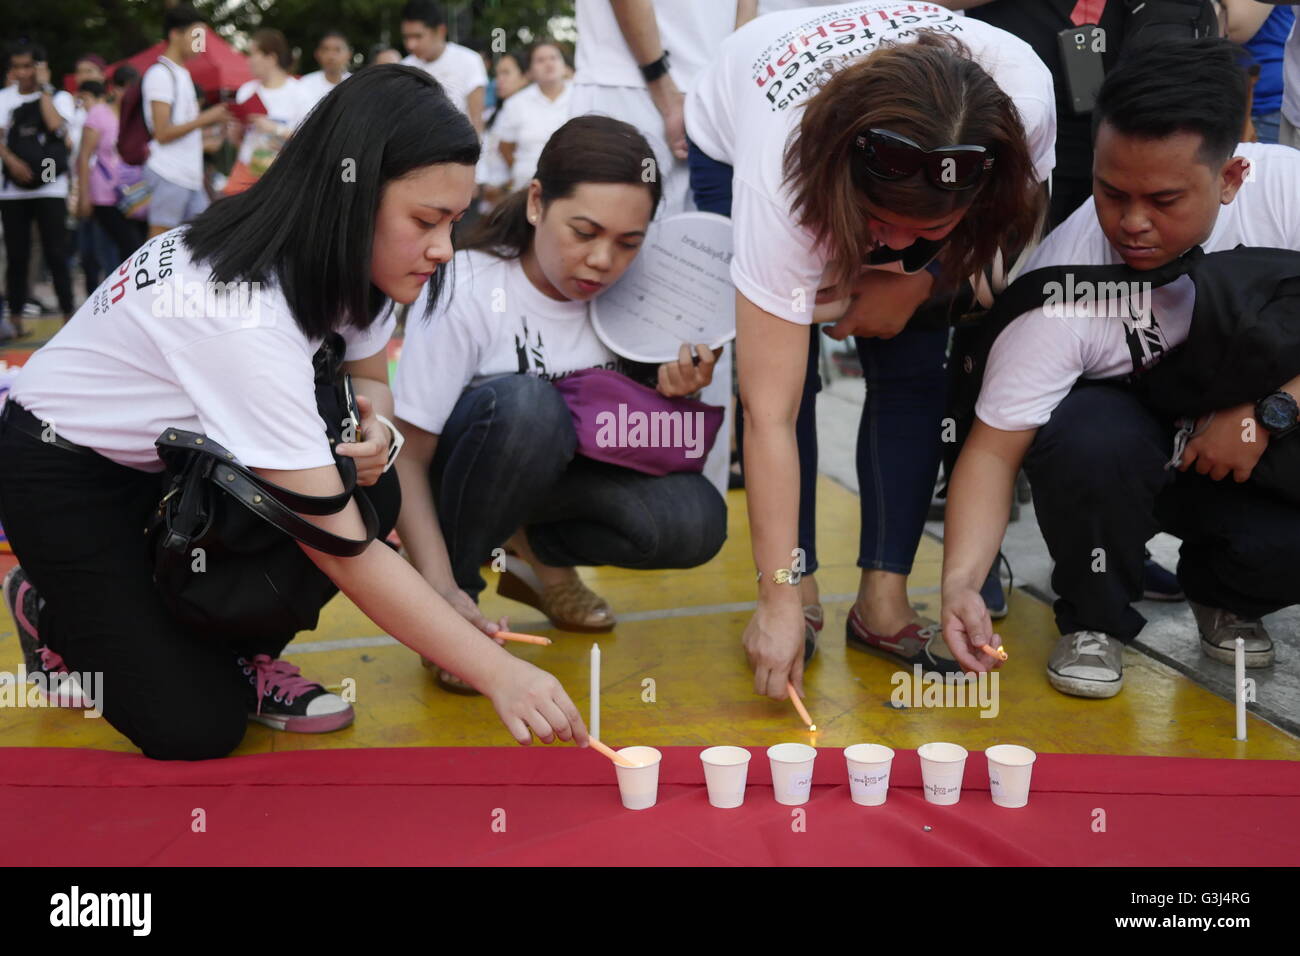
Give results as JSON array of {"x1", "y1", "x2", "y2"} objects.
[
  {"x1": 183, "y1": 65, "x2": 480, "y2": 338},
  {"x1": 463, "y1": 114, "x2": 659, "y2": 261}
]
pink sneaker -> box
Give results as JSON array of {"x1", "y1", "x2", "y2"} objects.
[
  {"x1": 2, "y1": 566, "x2": 88, "y2": 708},
  {"x1": 238, "y1": 654, "x2": 354, "y2": 733}
]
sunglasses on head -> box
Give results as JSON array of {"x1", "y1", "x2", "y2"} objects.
[{"x1": 854, "y1": 128, "x2": 995, "y2": 191}]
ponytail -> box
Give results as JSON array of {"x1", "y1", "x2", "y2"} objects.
[{"x1": 462, "y1": 188, "x2": 533, "y2": 259}]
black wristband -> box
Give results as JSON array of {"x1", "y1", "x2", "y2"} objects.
[{"x1": 639, "y1": 51, "x2": 671, "y2": 84}]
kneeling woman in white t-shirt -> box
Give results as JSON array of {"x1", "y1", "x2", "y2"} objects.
[
  {"x1": 393, "y1": 115, "x2": 727, "y2": 691},
  {"x1": 0, "y1": 66, "x2": 588, "y2": 759}
]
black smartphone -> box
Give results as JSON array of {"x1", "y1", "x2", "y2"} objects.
[
  {"x1": 1057, "y1": 24, "x2": 1107, "y2": 115},
  {"x1": 342, "y1": 373, "x2": 360, "y2": 441}
]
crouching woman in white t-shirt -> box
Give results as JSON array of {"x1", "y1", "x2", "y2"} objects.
[
  {"x1": 0, "y1": 66, "x2": 589, "y2": 759},
  {"x1": 393, "y1": 115, "x2": 727, "y2": 692}
]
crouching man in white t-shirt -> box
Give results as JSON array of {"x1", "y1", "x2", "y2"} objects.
[
  {"x1": 0, "y1": 67, "x2": 589, "y2": 759},
  {"x1": 941, "y1": 40, "x2": 1300, "y2": 699}
]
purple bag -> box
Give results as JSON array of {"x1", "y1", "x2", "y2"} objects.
[{"x1": 552, "y1": 368, "x2": 724, "y2": 476}]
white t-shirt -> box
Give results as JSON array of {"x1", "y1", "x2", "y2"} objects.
[
  {"x1": 573, "y1": 0, "x2": 739, "y2": 92},
  {"x1": 977, "y1": 142, "x2": 1300, "y2": 433},
  {"x1": 686, "y1": 2, "x2": 1055, "y2": 326},
  {"x1": 401, "y1": 43, "x2": 488, "y2": 119},
  {"x1": 394, "y1": 249, "x2": 628, "y2": 435},
  {"x1": 494, "y1": 82, "x2": 573, "y2": 190},
  {"x1": 476, "y1": 114, "x2": 511, "y2": 189},
  {"x1": 142, "y1": 57, "x2": 203, "y2": 191},
  {"x1": 10, "y1": 227, "x2": 396, "y2": 471},
  {"x1": 233, "y1": 78, "x2": 315, "y2": 169},
  {"x1": 297, "y1": 70, "x2": 351, "y2": 107},
  {"x1": 0, "y1": 85, "x2": 76, "y2": 201},
  {"x1": 1283, "y1": 6, "x2": 1300, "y2": 127}
]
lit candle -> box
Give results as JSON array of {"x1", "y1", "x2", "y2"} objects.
[
  {"x1": 591, "y1": 642, "x2": 601, "y2": 741},
  {"x1": 1235, "y1": 636, "x2": 1246, "y2": 741}
]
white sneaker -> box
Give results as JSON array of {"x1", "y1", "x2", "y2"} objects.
[{"x1": 1047, "y1": 631, "x2": 1124, "y2": 699}]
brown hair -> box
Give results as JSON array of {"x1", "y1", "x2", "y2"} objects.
[
  {"x1": 783, "y1": 31, "x2": 1042, "y2": 294},
  {"x1": 463, "y1": 114, "x2": 661, "y2": 259},
  {"x1": 251, "y1": 29, "x2": 293, "y2": 71}
]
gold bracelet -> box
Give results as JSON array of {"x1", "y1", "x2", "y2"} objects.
[{"x1": 756, "y1": 569, "x2": 797, "y2": 585}]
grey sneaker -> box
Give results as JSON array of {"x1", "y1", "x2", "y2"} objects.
[
  {"x1": 1188, "y1": 601, "x2": 1274, "y2": 668},
  {"x1": 1047, "y1": 631, "x2": 1124, "y2": 698}
]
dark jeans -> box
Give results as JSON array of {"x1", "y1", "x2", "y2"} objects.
[
  {"x1": 1, "y1": 197, "x2": 74, "y2": 317},
  {"x1": 75, "y1": 218, "x2": 101, "y2": 293},
  {"x1": 430, "y1": 374, "x2": 728, "y2": 601},
  {"x1": 854, "y1": 326, "x2": 949, "y2": 573},
  {"x1": 1023, "y1": 383, "x2": 1300, "y2": 641},
  {"x1": 688, "y1": 139, "x2": 822, "y2": 573},
  {"x1": 0, "y1": 403, "x2": 400, "y2": 760},
  {"x1": 92, "y1": 205, "x2": 146, "y2": 271}
]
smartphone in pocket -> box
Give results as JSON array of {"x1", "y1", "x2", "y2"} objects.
[{"x1": 1057, "y1": 24, "x2": 1107, "y2": 115}]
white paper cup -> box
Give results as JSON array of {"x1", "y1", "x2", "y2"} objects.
[
  {"x1": 767, "y1": 742, "x2": 817, "y2": 806},
  {"x1": 843, "y1": 743, "x2": 895, "y2": 806},
  {"x1": 700, "y1": 746, "x2": 752, "y2": 809},
  {"x1": 614, "y1": 746, "x2": 662, "y2": 810},
  {"x1": 918, "y1": 742, "x2": 968, "y2": 806},
  {"x1": 986, "y1": 744, "x2": 1037, "y2": 808}
]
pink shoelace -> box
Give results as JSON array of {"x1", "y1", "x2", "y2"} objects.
[
  {"x1": 242, "y1": 654, "x2": 318, "y2": 715},
  {"x1": 38, "y1": 647, "x2": 68, "y2": 672},
  {"x1": 14, "y1": 579, "x2": 67, "y2": 673}
]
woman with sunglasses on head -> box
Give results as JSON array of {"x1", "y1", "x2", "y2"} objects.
[{"x1": 685, "y1": 2, "x2": 1055, "y2": 700}]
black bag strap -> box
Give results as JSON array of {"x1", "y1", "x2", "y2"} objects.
[
  {"x1": 979, "y1": 244, "x2": 1204, "y2": 334},
  {"x1": 155, "y1": 428, "x2": 378, "y2": 556}
]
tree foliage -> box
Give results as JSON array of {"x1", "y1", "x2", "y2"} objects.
[{"x1": 7, "y1": 0, "x2": 574, "y2": 76}]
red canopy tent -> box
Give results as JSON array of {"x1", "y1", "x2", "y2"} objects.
[{"x1": 66, "y1": 30, "x2": 252, "y2": 101}]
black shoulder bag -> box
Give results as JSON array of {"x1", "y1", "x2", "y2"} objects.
[
  {"x1": 947, "y1": 246, "x2": 1300, "y2": 506},
  {"x1": 147, "y1": 333, "x2": 380, "y2": 637}
]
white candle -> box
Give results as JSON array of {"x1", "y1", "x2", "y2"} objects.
[
  {"x1": 591, "y1": 642, "x2": 601, "y2": 741},
  {"x1": 1235, "y1": 636, "x2": 1246, "y2": 741}
]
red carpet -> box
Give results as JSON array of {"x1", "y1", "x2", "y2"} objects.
[{"x1": 2, "y1": 746, "x2": 1297, "y2": 866}]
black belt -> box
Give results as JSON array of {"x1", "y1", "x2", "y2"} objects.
[{"x1": 0, "y1": 401, "x2": 97, "y2": 456}]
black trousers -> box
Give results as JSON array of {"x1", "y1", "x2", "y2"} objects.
[
  {"x1": 1, "y1": 197, "x2": 74, "y2": 317},
  {"x1": 1023, "y1": 383, "x2": 1300, "y2": 641},
  {"x1": 92, "y1": 204, "x2": 146, "y2": 269},
  {"x1": 0, "y1": 404, "x2": 400, "y2": 760}
]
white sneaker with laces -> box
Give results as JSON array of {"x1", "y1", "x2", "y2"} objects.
[{"x1": 1047, "y1": 631, "x2": 1124, "y2": 699}]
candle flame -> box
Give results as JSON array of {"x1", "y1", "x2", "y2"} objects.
[{"x1": 809, "y1": 724, "x2": 818, "y2": 732}]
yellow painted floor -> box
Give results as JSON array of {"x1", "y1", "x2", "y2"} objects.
[{"x1": 2, "y1": 473, "x2": 1297, "y2": 759}]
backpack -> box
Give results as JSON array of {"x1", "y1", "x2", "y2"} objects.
[
  {"x1": 3, "y1": 97, "x2": 70, "y2": 189},
  {"x1": 1121, "y1": 0, "x2": 1220, "y2": 47},
  {"x1": 948, "y1": 245, "x2": 1300, "y2": 505},
  {"x1": 118, "y1": 61, "x2": 178, "y2": 167}
]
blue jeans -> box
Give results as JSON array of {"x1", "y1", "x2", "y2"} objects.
[
  {"x1": 854, "y1": 328, "x2": 949, "y2": 573},
  {"x1": 1254, "y1": 111, "x2": 1281, "y2": 145},
  {"x1": 430, "y1": 374, "x2": 728, "y2": 600},
  {"x1": 688, "y1": 139, "x2": 823, "y2": 574}
]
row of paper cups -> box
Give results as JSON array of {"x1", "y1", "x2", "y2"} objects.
[{"x1": 612, "y1": 742, "x2": 1036, "y2": 810}]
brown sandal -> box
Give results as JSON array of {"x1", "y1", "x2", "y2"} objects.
[
  {"x1": 497, "y1": 567, "x2": 616, "y2": 632},
  {"x1": 421, "y1": 656, "x2": 481, "y2": 695}
]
